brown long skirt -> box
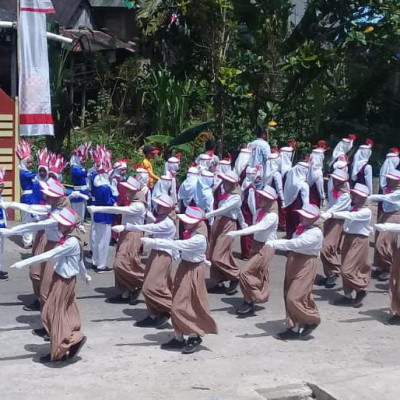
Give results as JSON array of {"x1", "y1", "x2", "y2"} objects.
[
  {"x1": 113, "y1": 231, "x2": 144, "y2": 293},
  {"x1": 39, "y1": 240, "x2": 57, "y2": 308},
  {"x1": 42, "y1": 274, "x2": 84, "y2": 361},
  {"x1": 209, "y1": 216, "x2": 239, "y2": 282},
  {"x1": 172, "y1": 260, "x2": 218, "y2": 336},
  {"x1": 239, "y1": 240, "x2": 275, "y2": 303},
  {"x1": 341, "y1": 233, "x2": 371, "y2": 294},
  {"x1": 374, "y1": 211, "x2": 400, "y2": 272},
  {"x1": 142, "y1": 249, "x2": 173, "y2": 315},
  {"x1": 29, "y1": 230, "x2": 47, "y2": 296},
  {"x1": 284, "y1": 252, "x2": 321, "y2": 328},
  {"x1": 389, "y1": 247, "x2": 400, "y2": 316},
  {"x1": 321, "y1": 219, "x2": 344, "y2": 277}
]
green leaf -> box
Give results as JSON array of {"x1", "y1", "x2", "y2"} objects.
[{"x1": 145, "y1": 135, "x2": 173, "y2": 145}]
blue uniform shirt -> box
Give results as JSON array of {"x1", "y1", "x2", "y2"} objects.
[
  {"x1": 71, "y1": 166, "x2": 89, "y2": 203},
  {"x1": 93, "y1": 184, "x2": 116, "y2": 224},
  {"x1": 20, "y1": 170, "x2": 37, "y2": 204}
]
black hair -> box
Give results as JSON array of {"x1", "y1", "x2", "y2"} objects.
[{"x1": 205, "y1": 139, "x2": 215, "y2": 151}]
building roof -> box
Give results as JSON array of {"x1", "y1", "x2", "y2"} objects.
[{"x1": 0, "y1": 0, "x2": 90, "y2": 28}]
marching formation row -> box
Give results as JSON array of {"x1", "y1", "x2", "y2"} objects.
[{"x1": 0, "y1": 130, "x2": 400, "y2": 364}]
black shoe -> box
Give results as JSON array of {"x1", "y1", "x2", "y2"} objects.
[
  {"x1": 95, "y1": 266, "x2": 113, "y2": 274},
  {"x1": 106, "y1": 295, "x2": 129, "y2": 304},
  {"x1": 68, "y1": 336, "x2": 87, "y2": 360},
  {"x1": 129, "y1": 288, "x2": 141, "y2": 305},
  {"x1": 274, "y1": 329, "x2": 300, "y2": 341},
  {"x1": 135, "y1": 315, "x2": 158, "y2": 328},
  {"x1": 155, "y1": 312, "x2": 170, "y2": 329},
  {"x1": 88, "y1": 250, "x2": 93, "y2": 258},
  {"x1": 32, "y1": 328, "x2": 47, "y2": 338},
  {"x1": 236, "y1": 300, "x2": 254, "y2": 315},
  {"x1": 161, "y1": 338, "x2": 185, "y2": 350},
  {"x1": 371, "y1": 269, "x2": 381, "y2": 279},
  {"x1": 378, "y1": 271, "x2": 390, "y2": 282},
  {"x1": 90, "y1": 265, "x2": 98, "y2": 271},
  {"x1": 301, "y1": 323, "x2": 319, "y2": 337},
  {"x1": 226, "y1": 279, "x2": 239, "y2": 296},
  {"x1": 23, "y1": 299, "x2": 41, "y2": 312},
  {"x1": 207, "y1": 283, "x2": 226, "y2": 294},
  {"x1": 315, "y1": 276, "x2": 327, "y2": 286},
  {"x1": 353, "y1": 290, "x2": 367, "y2": 308},
  {"x1": 325, "y1": 275, "x2": 338, "y2": 289},
  {"x1": 0, "y1": 271, "x2": 9, "y2": 281},
  {"x1": 109, "y1": 238, "x2": 117, "y2": 246},
  {"x1": 384, "y1": 315, "x2": 400, "y2": 326},
  {"x1": 182, "y1": 336, "x2": 202, "y2": 354},
  {"x1": 333, "y1": 296, "x2": 353, "y2": 306}
]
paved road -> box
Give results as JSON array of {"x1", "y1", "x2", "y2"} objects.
[{"x1": 0, "y1": 219, "x2": 399, "y2": 400}]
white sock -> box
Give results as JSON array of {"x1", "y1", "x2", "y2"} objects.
[{"x1": 174, "y1": 333, "x2": 184, "y2": 342}]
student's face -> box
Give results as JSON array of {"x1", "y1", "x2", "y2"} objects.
[
  {"x1": 223, "y1": 180, "x2": 235, "y2": 192},
  {"x1": 120, "y1": 168, "x2": 127, "y2": 177},
  {"x1": 45, "y1": 195, "x2": 60, "y2": 207},
  {"x1": 48, "y1": 172, "x2": 57, "y2": 181},
  {"x1": 39, "y1": 167, "x2": 47, "y2": 179},
  {"x1": 332, "y1": 177, "x2": 344, "y2": 189},
  {"x1": 258, "y1": 196, "x2": 274, "y2": 209},
  {"x1": 183, "y1": 222, "x2": 197, "y2": 231},
  {"x1": 300, "y1": 215, "x2": 318, "y2": 226},
  {"x1": 26, "y1": 157, "x2": 33, "y2": 170},
  {"x1": 351, "y1": 192, "x2": 367, "y2": 208},
  {"x1": 157, "y1": 204, "x2": 172, "y2": 215}
]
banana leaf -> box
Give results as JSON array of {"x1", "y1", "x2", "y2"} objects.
[
  {"x1": 145, "y1": 135, "x2": 173, "y2": 145},
  {"x1": 169, "y1": 121, "x2": 214, "y2": 146}
]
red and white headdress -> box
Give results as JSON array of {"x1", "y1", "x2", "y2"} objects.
[
  {"x1": 74, "y1": 142, "x2": 91, "y2": 160},
  {"x1": 91, "y1": 145, "x2": 113, "y2": 174},
  {"x1": 49, "y1": 153, "x2": 68, "y2": 177},
  {"x1": 16, "y1": 140, "x2": 31, "y2": 161},
  {"x1": 0, "y1": 167, "x2": 5, "y2": 185},
  {"x1": 37, "y1": 148, "x2": 50, "y2": 171},
  {"x1": 113, "y1": 158, "x2": 129, "y2": 170}
]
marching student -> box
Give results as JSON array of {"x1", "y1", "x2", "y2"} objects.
[
  {"x1": 194, "y1": 169, "x2": 215, "y2": 222},
  {"x1": 135, "y1": 167, "x2": 152, "y2": 210},
  {"x1": 308, "y1": 141, "x2": 330, "y2": 208},
  {"x1": 9, "y1": 208, "x2": 89, "y2": 363},
  {"x1": 33, "y1": 148, "x2": 50, "y2": 206},
  {"x1": 283, "y1": 161, "x2": 310, "y2": 239},
  {"x1": 322, "y1": 183, "x2": 372, "y2": 308},
  {"x1": 163, "y1": 156, "x2": 180, "y2": 207},
  {"x1": 375, "y1": 221, "x2": 400, "y2": 325},
  {"x1": 206, "y1": 170, "x2": 246, "y2": 295},
  {"x1": 378, "y1": 148, "x2": 400, "y2": 195},
  {"x1": 178, "y1": 167, "x2": 200, "y2": 212},
  {"x1": 351, "y1": 139, "x2": 374, "y2": 195},
  {"x1": 248, "y1": 127, "x2": 271, "y2": 188},
  {"x1": 369, "y1": 169, "x2": 400, "y2": 282},
  {"x1": 141, "y1": 145, "x2": 160, "y2": 189},
  {"x1": 279, "y1": 140, "x2": 296, "y2": 180},
  {"x1": 70, "y1": 142, "x2": 91, "y2": 221},
  {"x1": 234, "y1": 147, "x2": 252, "y2": 183},
  {"x1": 195, "y1": 139, "x2": 220, "y2": 172},
  {"x1": 213, "y1": 159, "x2": 232, "y2": 209},
  {"x1": 140, "y1": 206, "x2": 217, "y2": 354},
  {"x1": 227, "y1": 186, "x2": 279, "y2": 315},
  {"x1": 0, "y1": 168, "x2": 9, "y2": 281},
  {"x1": 113, "y1": 194, "x2": 176, "y2": 328},
  {"x1": 152, "y1": 175, "x2": 173, "y2": 206},
  {"x1": 196, "y1": 153, "x2": 213, "y2": 172},
  {"x1": 320, "y1": 169, "x2": 351, "y2": 289},
  {"x1": 16, "y1": 140, "x2": 37, "y2": 248},
  {"x1": 48, "y1": 153, "x2": 68, "y2": 183},
  {"x1": 90, "y1": 146, "x2": 116, "y2": 273},
  {"x1": 266, "y1": 203, "x2": 323, "y2": 340},
  {"x1": 88, "y1": 177, "x2": 147, "y2": 304},
  {"x1": 329, "y1": 134, "x2": 357, "y2": 171},
  {"x1": 240, "y1": 166, "x2": 259, "y2": 260}
]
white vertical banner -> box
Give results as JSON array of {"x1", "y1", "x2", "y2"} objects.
[{"x1": 19, "y1": 0, "x2": 55, "y2": 136}]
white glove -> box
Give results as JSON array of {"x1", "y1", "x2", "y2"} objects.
[
  {"x1": 320, "y1": 198, "x2": 326, "y2": 208},
  {"x1": 205, "y1": 212, "x2": 211, "y2": 219},
  {"x1": 77, "y1": 193, "x2": 89, "y2": 201},
  {"x1": 85, "y1": 274, "x2": 92, "y2": 284},
  {"x1": 320, "y1": 212, "x2": 332, "y2": 221},
  {"x1": 0, "y1": 228, "x2": 12, "y2": 236},
  {"x1": 374, "y1": 224, "x2": 387, "y2": 232},
  {"x1": 265, "y1": 241, "x2": 273, "y2": 249},
  {"x1": 112, "y1": 225, "x2": 126, "y2": 234},
  {"x1": 204, "y1": 259, "x2": 211, "y2": 267},
  {"x1": 240, "y1": 222, "x2": 248, "y2": 229},
  {"x1": 226, "y1": 231, "x2": 239, "y2": 238},
  {"x1": 69, "y1": 191, "x2": 80, "y2": 198},
  {"x1": 281, "y1": 200, "x2": 286, "y2": 208},
  {"x1": 10, "y1": 261, "x2": 24, "y2": 269},
  {"x1": 0, "y1": 201, "x2": 11, "y2": 209},
  {"x1": 140, "y1": 237, "x2": 152, "y2": 246},
  {"x1": 78, "y1": 225, "x2": 86, "y2": 234},
  {"x1": 87, "y1": 205, "x2": 95, "y2": 214}
]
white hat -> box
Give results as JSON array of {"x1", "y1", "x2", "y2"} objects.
[
  {"x1": 201, "y1": 170, "x2": 214, "y2": 178},
  {"x1": 256, "y1": 185, "x2": 278, "y2": 200},
  {"x1": 41, "y1": 178, "x2": 65, "y2": 198},
  {"x1": 219, "y1": 159, "x2": 231, "y2": 166},
  {"x1": 219, "y1": 170, "x2": 239, "y2": 183},
  {"x1": 330, "y1": 169, "x2": 348, "y2": 182},
  {"x1": 239, "y1": 148, "x2": 251, "y2": 154},
  {"x1": 153, "y1": 193, "x2": 174, "y2": 209},
  {"x1": 350, "y1": 183, "x2": 370, "y2": 198},
  {"x1": 120, "y1": 176, "x2": 141, "y2": 191},
  {"x1": 297, "y1": 161, "x2": 310, "y2": 169},
  {"x1": 167, "y1": 157, "x2": 180, "y2": 164},
  {"x1": 188, "y1": 167, "x2": 200, "y2": 175},
  {"x1": 280, "y1": 146, "x2": 294, "y2": 153},
  {"x1": 268, "y1": 152, "x2": 280, "y2": 160},
  {"x1": 177, "y1": 206, "x2": 205, "y2": 224},
  {"x1": 335, "y1": 160, "x2": 348, "y2": 169},
  {"x1": 295, "y1": 203, "x2": 320, "y2": 218},
  {"x1": 385, "y1": 169, "x2": 400, "y2": 181},
  {"x1": 52, "y1": 208, "x2": 77, "y2": 226},
  {"x1": 113, "y1": 160, "x2": 128, "y2": 170},
  {"x1": 246, "y1": 166, "x2": 258, "y2": 175},
  {"x1": 160, "y1": 175, "x2": 173, "y2": 182},
  {"x1": 198, "y1": 154, "x2": 212, "y2": 161}
]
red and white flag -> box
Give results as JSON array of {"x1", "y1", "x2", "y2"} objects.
[{"x1": 19, "y1": 0, "x2": 55, "y2": 136}]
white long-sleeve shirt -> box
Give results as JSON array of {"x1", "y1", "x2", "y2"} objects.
[
  {"x1": 332, "y1": 208, "x2": 372, "y2": 237},
  {"x1": 267, "y1": 226, "x2": 323, "y2": 256},
  {"x1": 13, "y1": 237, "x2": 86, "y2": 279},
  {"x1": 126, "y1": 216, "x2": 176, "y2": 255},
  {"x1": 206, "y1": 193, "x2": 243, "y2": 221},
  {"x1": 369, "y1": 190, "x2": 400, "y2": 213},
  {"x1": 144, "y1": 233, "x2": 207, "y2": 263},
  {"x1": 90, "y1": 202, "x2": 146, "y2": 225},
  {"x1": 3, "y1": 214, "x2": 62, "y2": 241},
  {"x1": 232, "y1": 210, "x2": 278, "y2": 243},
  {"x1": 326, "y1": 191, "x2": 351, "y2": 213}
]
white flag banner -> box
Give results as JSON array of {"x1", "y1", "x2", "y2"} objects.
[{"x1": 19, "y1": 0, "x2": 55, "y2": 136}]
